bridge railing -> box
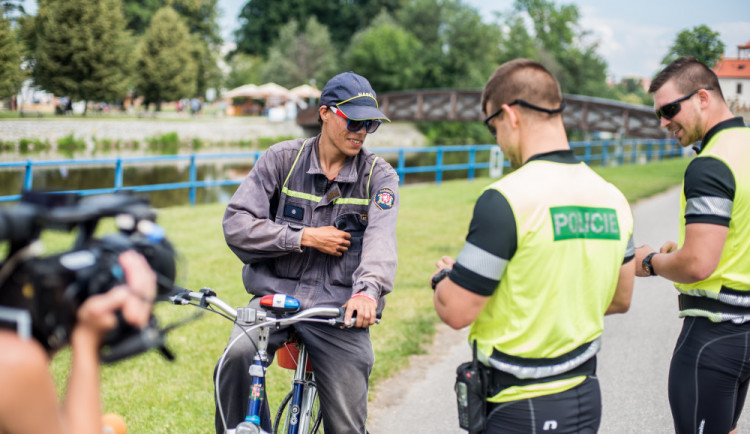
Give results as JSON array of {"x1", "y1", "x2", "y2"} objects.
[{"x1": 0, "y1": 138, "x2": 681, "y2": 205}]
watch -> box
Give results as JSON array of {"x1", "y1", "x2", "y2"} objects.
[
  {"x1": 642, "y1": 252, "x2": 657, "y2": 276},
  {"x1": 431, "y1": 269, "x2": 451, "y2": 291}
]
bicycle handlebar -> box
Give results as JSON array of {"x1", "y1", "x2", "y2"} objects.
[{"x1": 169, "y1": 286, "x2": 381, "y2": 328}]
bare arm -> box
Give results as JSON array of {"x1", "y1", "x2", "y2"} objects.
[
  {"x1": 635, "y1": 223, "x2": 727, "y2": 283},
  {"x1": 433, "y1": 276, "x2": 489, "y2": 329},
  {"x1": 606, "y1": 258, "x2": 635, "y2": 314}
]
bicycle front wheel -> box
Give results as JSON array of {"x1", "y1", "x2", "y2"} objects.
[{"x1": 273, "y1": 389, "x2": 323, "y2": 434}]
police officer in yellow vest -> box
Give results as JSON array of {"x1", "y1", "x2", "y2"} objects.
[
  {"x1": 634, "y1": 57, "x2": 750, "y2": 434},
  {"x1": 217, "y1": 72, "x2": 399, "y2": 434},
  {"x1": 431, "y1": 59, "x2": 635, "y2": 433}
]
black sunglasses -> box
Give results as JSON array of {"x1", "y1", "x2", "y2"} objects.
[
  {"x1": 654, "y1": 87, "x2": 713, "y2": 120},
  {"x1": 330, "y1": 106, "x2": 382, "y2": 134},
  {"x1": 483, "y1": 99, "x2": 566, "y2": 137}
]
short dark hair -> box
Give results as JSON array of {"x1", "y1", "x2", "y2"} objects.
[
  {"x1": 481, "y1": 59, "x2": 562, "y2": 118},
  {"x1": 649, "y1": 56, "x2": 724, "y2": 100}
]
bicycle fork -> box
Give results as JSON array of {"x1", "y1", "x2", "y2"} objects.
[
  {"x1": 286, "y1": 344, "x2": 317, "y2": 434},
  {"x1": 237, "y1": 327, "x2": 271, "y2": 432}
]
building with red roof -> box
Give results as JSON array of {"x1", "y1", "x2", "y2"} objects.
[{"x1": 714, "y1": 41, "x2": 750, "y2": 112}]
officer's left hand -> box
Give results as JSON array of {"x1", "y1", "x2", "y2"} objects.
[
  {"x1": 343, "y1": 295, "x2": 377, "y2": 328},
  {"x1": 433, "y1": 256, "x2": 455, "y2": 275}
]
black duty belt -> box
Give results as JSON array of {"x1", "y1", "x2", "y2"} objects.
[
  {"x1": 678, "y1": 294, "x2": 750, "y2": 316},
  {"x1": 487, "y1": 356, "x2": 597, "y2": 397}
]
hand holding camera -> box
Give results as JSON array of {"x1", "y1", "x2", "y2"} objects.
[{"x1": 0, "y1": 192, "x2": 177, "y2": 362}]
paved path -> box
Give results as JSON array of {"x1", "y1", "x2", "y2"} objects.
[{"x1": 367, "y1": 186, "x2": 750, "y2": 433}]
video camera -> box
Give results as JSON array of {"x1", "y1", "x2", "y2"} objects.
[{"x1": 0, "y1": 192, "x2": 177, "y2": 363}]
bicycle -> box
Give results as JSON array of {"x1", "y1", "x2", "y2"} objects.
[{"x1": 169, "y1": 287, "x2": 378, "y2": 434}]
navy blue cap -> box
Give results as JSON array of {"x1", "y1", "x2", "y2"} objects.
[{"x1": 319, "y1": 72, "x2": 390, "y2": 121}]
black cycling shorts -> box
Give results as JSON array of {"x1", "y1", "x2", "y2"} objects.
[
  {"x1": 669, "y1": 316, "x2": 750, "y2": 434},
  {"x1": 484, "y1": 376, "x2": 601, "y2": 433}
]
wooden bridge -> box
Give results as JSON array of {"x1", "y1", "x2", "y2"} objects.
[{"x1": 298, "y1": 89, "x2": 667, "y2": 139}]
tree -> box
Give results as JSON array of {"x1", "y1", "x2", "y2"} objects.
[
  {"x1": 0, "y1": 15, "x2": 25, "y2": 100},
  {"x1": 225, "y1": 53, "x2": 265, "y2": 90},
  {"x1": 1, "y1": 0, "x2": 26, "y2": 22},
  {"x1": 395, "y1": 0, "x2": 501, "y2": 89},
  {"x1": 261, "y1": 17, "x2": 338, "y2": 88},
  {"x1": 191, "y1": 32, "x2": 222, "y2": 100},
  {"x1": 235, "y1": 0, "x2": 403, "y2": 56},
  {"x1": 135, "y1": 6, "x2": 197, "y2": 110},
  {"x1": 661, "y1": 25, "x2": 725, "y2": 68},
  {"x1": 33, "y1": 0, "x2": 133, "y2": 113},
  {"x1": 498, "y1": 0, "x2": 612, "y2": 98},
  {"x1": 344, "y1": 12, "x2": 424, "y2": 92},
  {"x1": 122, "y1": 0, "x2": 220, "y2": 45}
]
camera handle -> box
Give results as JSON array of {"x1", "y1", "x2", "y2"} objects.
[{"x1": 98, "y1": 309, "x2": 202, "y2": 364}]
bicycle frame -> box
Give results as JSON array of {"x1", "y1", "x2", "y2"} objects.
[
  {"x1": 170, "y1": 289, "x2": 344, "y2": 434},
  {"x1": 276, "y1": 341, "x2": 320, "y2": 434}
]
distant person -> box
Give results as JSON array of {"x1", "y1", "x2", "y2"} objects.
[
  {"x1": 216, "y1": 71, "x2": 399, "y2": 433},
  {"x1": 431, "y1": 59, "x2": 635, "y2": 433},
  {"x1": 634, "y1": 56, "x2": 750, "y2": 434}
]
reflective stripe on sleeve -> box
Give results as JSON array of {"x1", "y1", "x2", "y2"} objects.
[
  {"x1": 456, "y1": 241, "x2": 508, "y2": 281},
  {"x1": 685, "y1": 196, "x2": 732, "y2": 218}
]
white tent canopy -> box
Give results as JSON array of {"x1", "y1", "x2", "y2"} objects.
[
  {"x1": 290, "y1": 84, "x2": 321, "y2": 99},
  {"x1": 224, "y1": 83, "x2": 258, "y2": 99}
]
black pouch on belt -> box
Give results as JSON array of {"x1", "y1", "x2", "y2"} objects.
[{"x1": 455, "y1": 340, "x2": 488, "y2": 434}]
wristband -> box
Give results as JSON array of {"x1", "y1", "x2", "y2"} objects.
[
  {"x1": 431, "y1": 269, "x2": 451, "y2": 291},
  {"x1": 351, "y1": 293, "x2": 377, "y2": 303}
]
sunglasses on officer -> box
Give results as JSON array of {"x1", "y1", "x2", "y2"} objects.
[
  {"x1": 654, "y1": 87, "x2": 713, "y2": 120},
  {"x1": 483, "y1": 99, "x2": 566, "y2": 137},
  {"x1": 330, "y1": 106, "x2": 382, "y2": 134}
]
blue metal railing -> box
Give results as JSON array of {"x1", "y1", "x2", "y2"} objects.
[{"x1": 0, "y1": 139, "x2": 680, "y2": 205}]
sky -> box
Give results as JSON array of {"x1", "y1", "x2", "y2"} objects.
[{"x1": 21, "y1": 0, "x2": 750, "y2": 81}]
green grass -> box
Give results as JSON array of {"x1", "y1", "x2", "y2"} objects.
[{"x1": 44, "y1": 157, "x2": 689, "y2": 432}]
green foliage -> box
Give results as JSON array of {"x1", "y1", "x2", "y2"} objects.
[
  {"x1": 0, "y1": 15, "x2": 25, "y2": 99},
  {"x1": 611, "y1": 77, "x2": 654, "y2": 107},
  {"x1": 121, "y1": 0, "x2": 161, "y2": 34},
  {"x1": 498, "y1": 0, "x2": 612, "y2": 98},
  {"x1": 225, "y1": 53, "x2": 265, "y2": 90},
  {"x1": 146, "y1": 131, "x2": 180, "y2": 154},
  {"x1": 661, "y1": 25, "x2": 725, "y2": 68},
  {"x1": 135, "y1": 6, "x2": 198, "y2": 110},
  {"x1": 122, "y1": 0, "x2": 220, "y2": 46},
  {"x1": 0, "y1": 139, "x2": 14, "y2": 151},
  {"x1": 261, "y1": 17, "x2": 339, "y2": 88},
  {"x1": 394, "y1": 0, "x2": 500, "y2": 89},
  {"x1": 235, "y1": 0, "x2": 403, "y2": 57},
  {"x1": 416, "y1": 121, "x2": 493, "y2": 146},
  {"x1": 190, "y1": 138, "x2": 204, "y2": 151},
  {"x1": 257, "y1": 135, "x2": 296, "y2": 149},
  {"x1": 190, "y1": 32, "x2": 221, "y2": 99},
  {"x1": 17, "y1": 137, "x2": 30, "y2": 153},
  {"x1": 57, "y1": 133, "x2": 86, "y2": 155},
  {"x1": 344, "y1": 11, "x2": 425, "y2": 92},
  {"x1": 33, "y1": 0, "x2": 133, "y2": 110}
]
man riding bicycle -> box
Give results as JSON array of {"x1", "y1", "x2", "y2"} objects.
[{"x1": 217, "y1": 71, "x2": 399, "y2": 434}]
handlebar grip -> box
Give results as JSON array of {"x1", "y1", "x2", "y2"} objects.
[{"x1": 334, "y1": 308, "x2": 383, "y2": 327}]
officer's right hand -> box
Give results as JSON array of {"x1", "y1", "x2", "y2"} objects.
[{"x1": 301, "y1": 226, "x2": 352, "y2": 256}]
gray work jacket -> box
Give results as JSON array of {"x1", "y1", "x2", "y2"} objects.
[{"x1": 223, "y1": 135, "x2": 399, "y2": 309}]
